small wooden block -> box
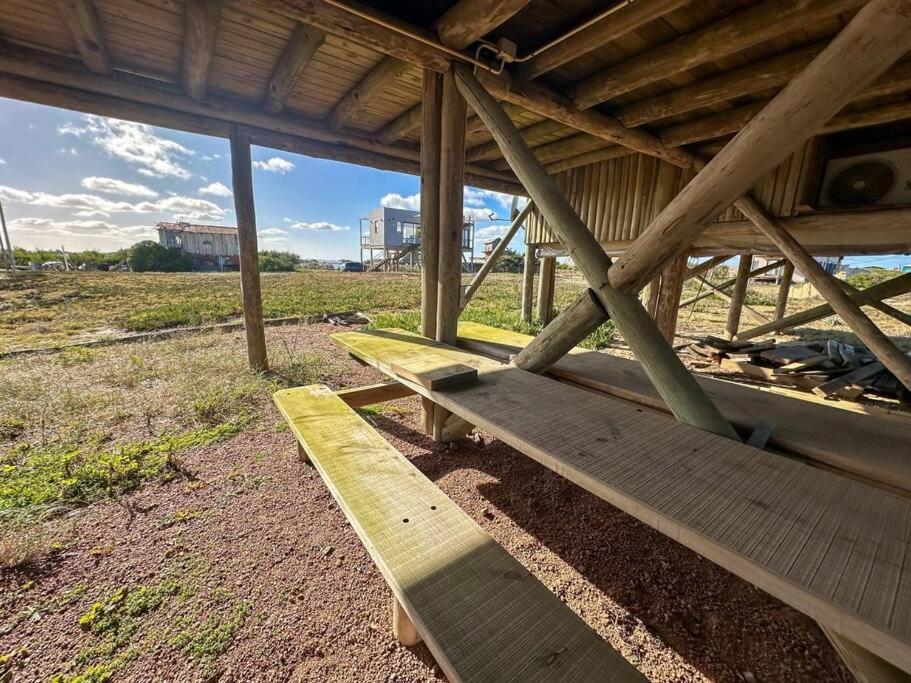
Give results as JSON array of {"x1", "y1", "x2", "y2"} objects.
[
  {"x1": 392, "y1": 597, "x2": 421, "y2": 646},
  {"x1": 760, "y1": 346, "x2": 820, "y2": 365},
  {"x1": 390, "y1": 356, "x2": 478, "y2": 390}
]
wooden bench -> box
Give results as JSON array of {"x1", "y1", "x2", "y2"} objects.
[
  {"x1": 332, "y1": 328, "x2": 911, "y2": 675},
  {"x1": 273, "y1": 384, "x2": 645, "y2": 682},
  {"x1": 455, "y1": 321, "x2": 911, "y2": 494}
]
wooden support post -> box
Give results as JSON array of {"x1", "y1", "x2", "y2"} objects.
[
  {"x1": 513, "y1": 289, "x2": 608, "y2": 373},
  {"x1": 420, "y1": 70, "x2": 443, "y2": 436},
  {"x1": 462, "y1": 201, "x2": 534, "y2": 308},
  {"x1": 737, "y1": 271, "x2": 911, "y2": 341},
  {"x1": 725, "y1": 255, "x2": 753, "y2": 341},
  {"x1": 454, "y1": 65, "x2": 739, "y2": 441},
  {"x1": 297, "y1": 442, "x2": 311, "y2": 465},
  {"x1": 536, "y1": 256, "x2": 556, "y2": 325},
  {"x1": 609, "y1": 0, "x2": 911, "y2": 293},
  {"x1": 181, "y1": 0, "x2": 221, "y2": 100},
  {"x1": 435, "y1": 69, "x2": 467, "y2": 346},
  {"x1": 229, "y1": 128, "x2": 268, "y2": 371},
  {"x1": 775, "y1": 261, "x2": 795, "y2": 321},
  {"x1": 521, "y1": 246, "x2": 535, "y2": 322},
  {"x1": 654, "y1": 254, "x2": 687, "y2": 343},
  {"x1": 738, "y1": 195, "x2": 911, "y2": 391},
  {"x1": 392, "y1": 597, "x2": 421, "y2": 646}
]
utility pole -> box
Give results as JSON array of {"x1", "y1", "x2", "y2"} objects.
[
  {"x1": 0, "y1": 200, "x2": 14, "y2": 271},
  {"x1": 60, "y1": 245, "x2": 70, "y2": 271}
]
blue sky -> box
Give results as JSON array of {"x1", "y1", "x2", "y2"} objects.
[
  {"x1": 0, "y1": 97, "x2": 523, "y2": 260},
  {"x1": 0, "y1": 96, "x2": 906, "y2": 268}
]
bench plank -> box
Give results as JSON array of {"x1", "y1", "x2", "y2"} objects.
[
  {"x1": 332, "y1": 329, "x2": 911, "y2": 674},
  {"x1": 455, "y1": 321, "x2": 911, "y2": 494},
  {"x1": 273, "y1": 385, "x2": 644, "y2": 682}
]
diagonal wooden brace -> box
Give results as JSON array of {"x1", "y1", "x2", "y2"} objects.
[
  {"x1": 737, "y1": 195, "x2": 911, "y2": 392},
  {"x1": 454, "y1": 64, "x2": 739, "y2": 441}
]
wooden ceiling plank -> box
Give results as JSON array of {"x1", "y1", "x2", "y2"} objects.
[
  {"x1": 519, "y1": 0, "x2": 691, "y2": 81},
  {"x1": 181, "y1": 0, "x2": 222, "y2": 99},
  {"x1": 568, "y1": 0, "x2": 867, "y2": 110},
  {"x1": 466, "y1": 118, "x2": 566, "y2": 162},
  {"x1": 53, "y1": 0, "x2": 112, "y2": 74}
]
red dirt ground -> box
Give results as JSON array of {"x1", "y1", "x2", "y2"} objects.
[{"x1": 0, "y1": 324, "x2": 850, "y2": 682}]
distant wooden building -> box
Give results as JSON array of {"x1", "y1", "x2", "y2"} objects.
[
  {"x1": 157, "y1": 222, "x2": 239, "y2": 272},
  {"x1": 482, "y1": 237, "x2": 501, "y2": 258}
]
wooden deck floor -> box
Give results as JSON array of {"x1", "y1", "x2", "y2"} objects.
[
  {"x1": 332, "y1": 328, "x2": 911, "y2": 674},
  {"x1": 456, "y1": 321, "x2": 911, "y2": 494}
]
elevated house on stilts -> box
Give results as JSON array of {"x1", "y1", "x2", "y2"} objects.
[{"x1": 4, "y1": 0, "x2": 911, "y2": 679}]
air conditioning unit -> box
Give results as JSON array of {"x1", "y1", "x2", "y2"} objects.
[{"x1": 818, "y1": 148, "x2": 911, "y2": 208}]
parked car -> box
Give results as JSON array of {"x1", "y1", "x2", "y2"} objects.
[{"x1": 342, "y1": 262, "x2": 365, "y2": 273}]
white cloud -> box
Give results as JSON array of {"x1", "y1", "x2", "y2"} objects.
[
  {"x1": 199, "y1": 181, "x2": 232, "y2": 197},
  {"x1": 57, "y1": 147, "x2": 79, "y2": 157},
  {"x1": 81, "y1": 176, "x2": 159, "y2": 198},
  {"x1": 0, "y1": 184, "x2": 226, "y2": 222},
  {"x1": 467, "y1": 187, "x2": 517, "y2": 210},
  {"x1": 381, "y1": 192, "x2": 421, "y2": 211},
  {"x1": 73, "y1": 210, "x2": 112, "y2": 218},
  {"x1": 476, "y1": 225, "x2": 511, "y2": 240},
  {"x1": 200, "y1": 153, "x2": 224, "y2": 162},
  {"x1": 59, "y1": 115, "x2": 194, "y2": 179},
  {"x1": 8, "y1": 216, "x2": 156, "y2": 242},
  {"x1": 288, "y1": 221, "x2": 350, "y2": 232},
  {"x1": 0, "y1": 158, "x2": 6, "y2": 165},
  {"x1": 253, "y1": 157, "x2": 295, "y2": 174},
  {"x1": 259, "y1": 228, "x2": 287, "y2": 236}
]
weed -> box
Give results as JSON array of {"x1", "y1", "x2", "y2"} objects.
[
  {"x1": 57, "y1": 347, "x2": 99, "y2": 367},
  {"x1": 170, "y1": 601, "x2": 250, "y2": 661},
  {"x1": 0, "y1": 524, "x2": 55, "y2": 570}
]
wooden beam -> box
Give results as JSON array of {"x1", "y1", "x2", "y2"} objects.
[
  {"x1": 328, "y1": 56, "x2": 411, "y2": 130},
  {"x1": 270, "y1": 0, "x2": 450, "y2": 72},
  {"x1": 518, "y1": 0, "x2": 690, "y2": 81},
  {"x1": 181, "y1": 0, "x2": 221, "y2": 100},
  {"x1": 467, "y1": 118, "x2": 566, "y2": 163},
  {"x1": 521, "y1": 245, "x2": 535, "y2": 322},
  {"x1": 568, "y1": 0, "x2": 866, "y2": 110},
  {"x1": 436, "y1": 69, "x2": 467, "y2": 346},
  {"x1": 514, "y1": 289, "x2": 608, "y2": 373},
  {"x1": 775, "y1": 261, "x2": 794, "y2": 321},
  {"x1": 54, "y1": 0, "x2": 111, "y2": 75},
  {"x1": 491, "y1": 132, "x2": 610, "y2": 171},
  {"x1": 434, "y1": 0, "x2": 531, "y2": 49},
  {"x1": 477, "y1": 70, "x2": 692, "y2": 168},
  {"x1": 375, "y1": 103, "x2": 421, "y2": 144},
  {"x1": 544, "y1": 145, "x2": 633, "y2": 175},
  {"x1": 536, "y1": 255, "x2": 556, "y2": 325},
  {"x1": 617, "y1": 43, "x2": 825, "y2": 128},
  {"x1": 725, "y1": 255, "x2": 753, "y2": 341},
  {"x1": 462, "y1": 201, "x2": 534, "y2": 307},
  {"x1": 264, "y1": 23, "x2": 325, "y2": 114},
  {"x1": 336, "y1": 382, "x2": 416, "y2": 407},
  {"x1": 609, "y1": 0, "x2": 911, "y2": 294},
  {"x1": 229, "y1": 128, "x2": 268, "y2": 371},
  {"x1": 737, "y1": 195, "x2": 911, "y2": 391},
  {"x1": 454, "y1": 64, "x2": 740, "y2": 440}
]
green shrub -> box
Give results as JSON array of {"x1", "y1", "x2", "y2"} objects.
[
  {"x1": 127, "y1": 242, "x2": 192, "y2": 273},
  {"x1": 258, "y1": 250, "x2": 299, "y2": 272}
]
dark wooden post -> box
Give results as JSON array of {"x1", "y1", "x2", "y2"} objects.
[
  {"x1": 435, "y1": 69, "x2": 467, "y2": 346},
  {"x1": 654, "y1": 253, "x2": 687, "y2": 343},
  {"x1": 420, "y1": 70, "x2": 443, "y2": 435},
  {"x1": 725, "y1": 255, "x2": 752, "y2": 341},
  {"x1": 521, "y1": 245, "x2": 535, "y2": 322},
  {"x1": 536, "y1": 255, "x2": 556, "y2": 324},
  {"x1": 775, "y1": 260, "x2": 794, "y2": 321},
  {"x1": 229, "y1": 127, "x2": 268, "y2": 371}
]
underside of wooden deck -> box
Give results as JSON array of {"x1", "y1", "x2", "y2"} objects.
[{"x1": 332, "y1": 328, "x2": 911, "y2": 674}]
